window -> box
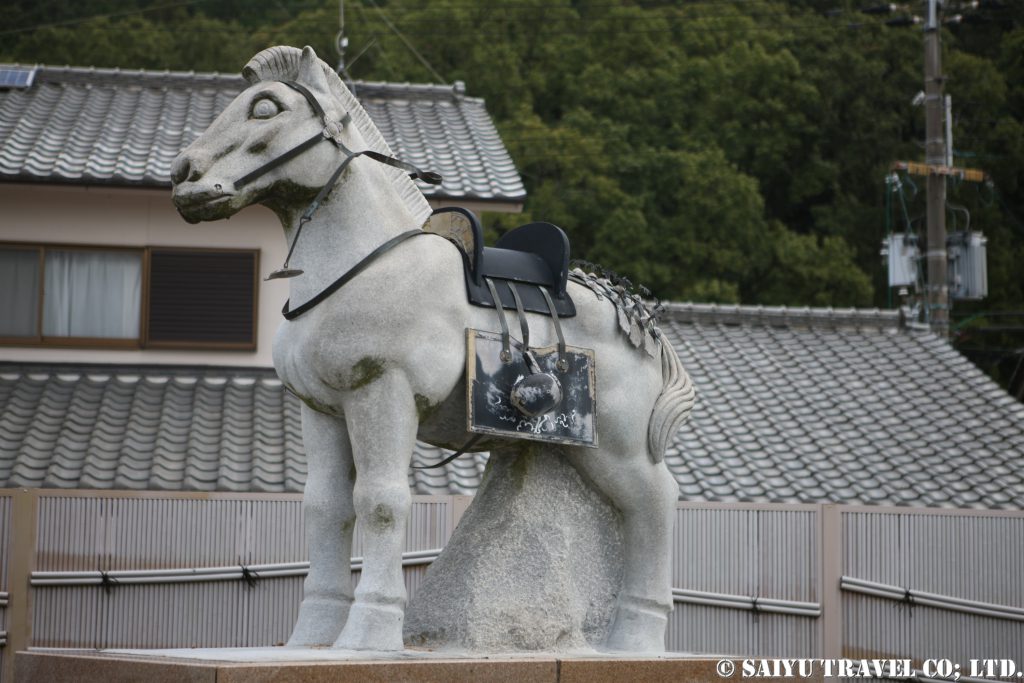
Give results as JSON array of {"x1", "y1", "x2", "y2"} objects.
[
  {"x1": 43, "y1": 249, "x2": 143, "y2": 339},
  {"x1": 0, "y1": 247, "x2": 40, "y2": 338},
  {"x1": 147, "y1": 249, "x2": 258, "y2": 348},
  {"x1": 0, "y1": 245, "x2": 142, "y2": 345},
  {"x1": 0, "y1": 244, "x2": 258, "y2": 350}
]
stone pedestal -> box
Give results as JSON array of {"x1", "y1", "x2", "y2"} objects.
[
  {"x1": 405, "y1": 448, "x2": 624, "y2": 651},
  {"x1": 16, "y1": 649, "x2": 749, "y2": 683}
]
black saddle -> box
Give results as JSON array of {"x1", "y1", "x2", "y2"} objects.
[{"x1": 425, "y1": 207, "x2": 576, "y2": 317}]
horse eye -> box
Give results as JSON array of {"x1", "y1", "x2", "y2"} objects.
[{"x1": 251, "y1": 98, "x2": 280, "y2": 119}]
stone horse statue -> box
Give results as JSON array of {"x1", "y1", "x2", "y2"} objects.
[{"x1": 171, "y1": 46, "x2": 695, "y2": 653}]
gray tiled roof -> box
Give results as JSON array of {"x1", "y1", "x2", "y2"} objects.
[
  {"x1": 0, "y1": 367, "x2": 306, "y2": 492},
  {"x1": 0, "y1": 65, "x2": 526, "y2": 205},
  {"x1": 0, "y1": 364, "x2": 482, "y2": 495},
  {"x1": 2, "y1": 303, "x2": 1022, "y2": 507},
  {"x1": 660, "y1": 304, "x2": 1024, "y2": 508}
]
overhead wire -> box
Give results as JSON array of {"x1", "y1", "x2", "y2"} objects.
[
  {"x1": 363, "y1": 0, "x2": 447, "y2": 83},
  {"x1": 946, "y1": 201, "x2": 971, "y2": 232},
  {"x1": 345, "y1": 37, "x2": 377, "y2": 71}
]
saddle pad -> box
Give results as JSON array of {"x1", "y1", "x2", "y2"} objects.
[
  {"x1": 465, "y1": 273, "x2": 576, "y2": 317},
  {"x1": 466, "y1": 329, "x2": 597, "y2": 448}
]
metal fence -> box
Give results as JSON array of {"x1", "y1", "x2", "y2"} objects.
[
  {"x1": 1, "y1": 489, "x2": 1021, "y2": 682},
  {"x1": 841, "y1": 509, "x2": 1024, "y2": 663},
  {"x1": 670, "y1": 503, "x2": 822, "y2": 657},
  {"x1": 0, "y1": 494, "x2": 10, "y2": 683}
]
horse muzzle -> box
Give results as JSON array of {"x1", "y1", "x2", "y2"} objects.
[{"x1": 172, "y1": 187, "x2": 238, "y2": 224}]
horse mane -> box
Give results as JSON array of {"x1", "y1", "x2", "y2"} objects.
[{"x1": 242, "y1": 46, "x2": 432, "y2": 228}]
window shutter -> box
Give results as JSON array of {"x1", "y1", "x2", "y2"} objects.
[{"x1": 147, "y1": 250, "x2": 257, "y2": 347}]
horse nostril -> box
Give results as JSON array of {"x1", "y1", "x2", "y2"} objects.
[
  {"x1": 171, "y1": 155, "x2": 206, "y2": 184},
  {"x1": 170, "y1": 155, "x2": 194, "y2": 185}
]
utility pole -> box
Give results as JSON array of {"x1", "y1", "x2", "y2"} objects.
[{"x1": 924, "y1": 0, "x2": 949, "y2": 338}]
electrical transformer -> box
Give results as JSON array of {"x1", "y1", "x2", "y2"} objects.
[
  {"x1": 947, "y1": 231, "x2": 988, "y2": 300},
  {"x1": 882, "y1": 233, "x2": 919, "y2": 287}
]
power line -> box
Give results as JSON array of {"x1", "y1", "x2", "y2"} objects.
[{"x1": 362, "y1": 0, "x2": 446, "y2": 83}]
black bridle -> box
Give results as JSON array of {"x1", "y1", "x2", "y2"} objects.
[
  {"x1": 248, "y1": 81, "x2": 502, "y2": 470},
  {"x1": 235, "y1": 79, "x2": 442, "y2": 280}
]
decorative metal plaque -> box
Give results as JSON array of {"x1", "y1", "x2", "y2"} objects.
[{"x1": 467, "y1": 329, "x2": 597, "y2": 448}]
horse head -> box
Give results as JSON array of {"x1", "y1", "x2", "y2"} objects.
[{"x1": 171, "y1": 45, "x2": 425, "y2": 226}]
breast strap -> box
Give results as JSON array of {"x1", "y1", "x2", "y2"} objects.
[{"x1": 282, "y1": 229, "x2": 431, "y2": 320}]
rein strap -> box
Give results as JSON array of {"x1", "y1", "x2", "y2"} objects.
[
  {"x1": 282, "y1": 229, "x2": 429, "y2": 320},
  {"x1": 234, "y1": 131, "x2": 323, "y2": 190}
]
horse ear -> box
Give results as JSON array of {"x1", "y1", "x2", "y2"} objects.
[{"x1": 297, "y1": 45, "x2": 331, "y2": 95}]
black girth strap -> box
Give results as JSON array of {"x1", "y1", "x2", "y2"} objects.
[
  {"x1": 485, "y1": 277, "x2": 512, "y2": 363},
  {"x1": 507, "y1": 282, "x2": 530, "y2": 351},
  {"x1": 539, "y1": 287, "x2": 569, "y2": 371},
  {"x1": 282, "y1": 229, "x2": 428, "y2": 320},
  {"x1": 409, "y1": 433, "x2": 486, "y2": 470}
]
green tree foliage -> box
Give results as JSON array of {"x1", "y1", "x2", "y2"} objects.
[
  {"x1": 1, "y1": 0, "x2": 1020, "y2": 321},
  {"x1": 3, "y1": 12, "x2": 261, "y2": 72}
]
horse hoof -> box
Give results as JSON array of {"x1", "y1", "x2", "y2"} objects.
[
  {"x1": 333, "y1": 602, "x2": 404, "y2": 651},
  {"x1": 603, "y1": 601, "x2": 668, "y2": 653},
  {"x1": 286, "y1": 597, "x2": 351, "y2": 647}
]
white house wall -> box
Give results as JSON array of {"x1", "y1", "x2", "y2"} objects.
[
  {"x1": 0, "y1": 183, "x2": 287, "y2": 368},
  {"x1": 0, "y1": 184, "x2": 518, "y2": 370}
]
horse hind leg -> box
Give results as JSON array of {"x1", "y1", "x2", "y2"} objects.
[
  {"x1": 569, "y1": 448, "x2": 679, "y2": 652},
  {"x1": 288, "y1": 405, "x2": 356, "y2": 646}
]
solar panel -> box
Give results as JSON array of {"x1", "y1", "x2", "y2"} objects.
[{"x1": 0, "y1": 67, "x2": 37, "y2": 89}]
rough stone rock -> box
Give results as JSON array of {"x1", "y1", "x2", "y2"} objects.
[{"x1": 404, "y1": 447, "x2": 624, "y2": 652}]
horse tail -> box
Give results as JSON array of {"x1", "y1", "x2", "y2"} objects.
[{"x1": 647, "y1": 336, "x2": 696, "y2": 463}]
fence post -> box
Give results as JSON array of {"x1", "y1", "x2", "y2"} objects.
[
  {"x1": 451, "y1": 495, "x2": 473, "y2": 531},
  {"x1": 5, "y1": 489, "x2": 38, "y2": 683},
  {"x1": 818, "y1": 503, "x2": 843, "y2": 658}
]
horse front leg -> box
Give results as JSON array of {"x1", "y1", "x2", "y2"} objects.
[
  {"x1": 333, "y1": 369, "x2": 418, "y2": 651},
  {"x1": 288, "y1": 404, "x2": 356, "y2": 646}
]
